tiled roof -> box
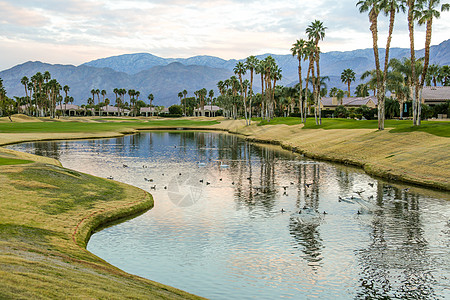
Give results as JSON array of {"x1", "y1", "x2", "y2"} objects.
[
  {"x1": 321, "y1": 96, "x2": 377, "y2": 107},
  {"x1": 422, "y1": 86, "x2": 450, "y2": 100}
]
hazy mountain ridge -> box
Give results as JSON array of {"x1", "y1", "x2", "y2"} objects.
[
  {"x1": 0, "y1": 61, "x2": 232, "y2": 106},
  {"x1": 1, "y1": 39, "x2": 448, "y2": 107}
]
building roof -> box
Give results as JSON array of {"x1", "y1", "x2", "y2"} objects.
[
  {"x1": 140, "y1": 107, "x2": 168, "y2": 113},
  {"x1": 321, "y1": 96, "x2": 377, "y2": 107},
  {"x1": 55, "y1": 104, "x2": 81, "y2": 110},
  {"x1": 194, "y1": 105, "x2": 222, "y2": 112},
  {"x1": 422, "y1": 86, "x2": 450, "y2": 101}
]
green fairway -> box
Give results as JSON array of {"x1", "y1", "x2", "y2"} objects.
[
  {"x1": 0, "y1": 157, "x2": 33, "y2": 165},
  {"x1": 0, "y1": 119, "x2": 219, "y2": 133}
]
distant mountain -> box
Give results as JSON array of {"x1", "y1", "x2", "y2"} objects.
[
  {"x1": 1, "y1": 39, "x2": 449, "y2": 107},
  {"x1": 0, "y1": 61, "x2": 232, "y2": 107}
]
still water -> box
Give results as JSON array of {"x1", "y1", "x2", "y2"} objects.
[{"x1": 8, "y1": 131, "x2": 450, "y2": 299}]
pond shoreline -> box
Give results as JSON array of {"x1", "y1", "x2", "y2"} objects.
[{"x1": 1, "y1": 119, "x2": 449, "y2": 191}]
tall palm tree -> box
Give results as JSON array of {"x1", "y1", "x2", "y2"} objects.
[
  {"x1": 148, "y1": 93, "x2": 154, "y2": 116},
  {"x1": 306, "y1": 20, "x2": 327, "y2": 125},
  {"x1": 234, "y1": 61, "x2": 248, "y2": 124},
  {"x1": 357, "y1": 0, "x2": 384, "y2": 129},
  {"x1": 380, "y1": 0, "x2": 405, "y2": 99},
  {"x1": 417, "y1": 0, "x2": 449, "y2": 123},
  {"x1": 341, "y1": 68, "x2": 356, "y2": 96},
  {"x1": 63, "y1": 85, "x2": 70, "y2": 115},
  {"x1": 303, "y1": 40, "x2": 316, "y2": 116},
  {"x1": 404, "y1": 0, "x2": 420, "y2": 125},
  {"x1": 208, "y1": 89, "x2": 214, "y2": 116},
  {"x1": 183, "y1": 89, "x2": 188, "y2": 116},
  {"x1": 178, "y1": 92, "x2": 183, "y2": 109},
  {"x1": 244, "y1": 55, "x2": 259, "y2": 124},
  {"x1": 21, "y1": 76, "x2": 30, "y2": 115},
  {"x1": 291, "y1": 39, "x2": 307, "y2": 122}
]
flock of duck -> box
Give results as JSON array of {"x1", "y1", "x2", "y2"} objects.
[{"x1": 107, "y1": 162, "x2": 411, "y2": 226}]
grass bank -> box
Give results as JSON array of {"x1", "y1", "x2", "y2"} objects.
[
  {"x1": 214, "y1": 118, "x2": 449, "y2": 190},
  {"x1": 0, "y1": 148, "x2": 203, "y2": 299}
]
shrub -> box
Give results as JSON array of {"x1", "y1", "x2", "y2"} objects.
[{"x1": 168, "y1": 105, "x2": 183, "y2": 115}]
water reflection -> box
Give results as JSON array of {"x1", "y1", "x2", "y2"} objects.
[{"x1": 6, "y1": 131, "x2": 450, "y2": 300}]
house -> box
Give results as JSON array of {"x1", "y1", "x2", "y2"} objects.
[
  {"x1": 193, "y1": 105, "x2": 222, "y2": 117},
  {"x1": 321, "y1": 96, "x2": 378, "y2": 110},
  {"x1": 421, "y1": 86, "x2": 450, "y2": 106},
  {"x1": 100, "y1": 106, "x2": 130, "y2": 116},
  {"x1": 140, "y1": 107, "x2": 168, "y2": 117}
]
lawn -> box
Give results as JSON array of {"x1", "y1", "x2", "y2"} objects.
[
  {"x1": 0, "y1": 157, "x2": 33, "y2": 165},
  {"x1": 257, "y1": 117, "x2": 450, "y2": 137},
  {"x1": 0, "y1": 119, "x2": 220, "y2": 133}
]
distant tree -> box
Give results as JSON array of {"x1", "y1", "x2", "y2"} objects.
[
  {"x1": 306, "y1": 20, "x2": 327, "y2": 125},
  {"x1": 291, "y1": 39, "x2": 307, "y2": 122},
  {"x1": 341, "y1": 68, "x2": 356, "y2": 96},
  {"x1": 147, "y1": 93, "x2": 154, "y2": 107},
  {"x1": 355, "y1": 83, "x2": 370, "y2": 97},
  {"x1": 244, "y1": 55, "x2": 259, "y2": 124}
]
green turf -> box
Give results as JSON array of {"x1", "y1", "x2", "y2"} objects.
[
  {"x1": 0, "y1": 157, "x2": 33, "y2": 165},
  {"x1": 0, "y1": 119, "x2": 219, "y2": 133},
  {"x1": 256, "y1": 117, "x2": 449, "y2": 137}
]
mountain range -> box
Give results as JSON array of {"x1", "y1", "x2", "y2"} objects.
[{"x1": 1, "y1": 39, "x2": 449, "y2": 107}]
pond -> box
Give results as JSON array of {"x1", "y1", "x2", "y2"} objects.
[{"x1": 8, "y1": 131, "x2": 450, "y2": 299}]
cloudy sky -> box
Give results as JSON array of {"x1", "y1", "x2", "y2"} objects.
[{"x1": 1, "y1": 0, "x2": 449, "y2": 71}]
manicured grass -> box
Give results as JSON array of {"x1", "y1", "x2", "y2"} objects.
[
  {"x1": 256, "y1": 117, "x2": 450, "y2": 137},
  {"x1": 0, "y1": 157, "x2": 202, "y2": 299},
  {"x1": 0, "y1": 157, "x2": 33, "y2": 165},
  {"x1": 0, "y1": 119, "x2": 219, "y2": 133}
]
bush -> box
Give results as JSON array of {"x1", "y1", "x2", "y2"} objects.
[
  {"x1": 356, "y1": 105, "x2": 377, "y2": 120},
  {"x1": 158, "y1": 113, "x2": 182, "y2": 118},
  {"x1": 334, "y1": 105, "x2": 348, "y2": 118},
  {"x1": 168, "y1": 105, "x2": 183, "y2": 115}
]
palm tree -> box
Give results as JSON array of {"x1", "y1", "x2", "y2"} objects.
[
  {"x1": 21, "y1": 76, "x2": 30, "y2": 115},
  {"x1": 404, "y1": 0, "x2": 420, "y2": 125},
  {"x1": 244, "y1": 56, "x2": 259, "y2": 124},
  {"x1": 341, "y1": 68, "x2": 356, "y2": 96},
  {"x1": 437, "y1": 65, "x2": 450, "y2": 86},
  {"x1": 416, "y1": 0, "x2": 449, "y2": 124},
  {"x1": 357, "y1": 0, "x2": 384, "y2": 129},
  {"x1": 291, "y1": 39, "x2": 307, "y2": 122},
  {"x1": 306, "y1": 20, "x2": 327, "y2": 125},
  {"x1": 90, "y1": 89, "x2": 96, "y2": 114},
  {"x1": 101, "y1": 89, "x2": 107, "y2": 103},
  {"x1": 178, "y1": 92, "x2": 183, "y2": 111},
  {"x1": 303, "y1": 40, "x2": 316, "y2": 116},
  {"x1": 234, "y1": 61, "x2": 248, "y2": 124},
  {"x1": 208, "y1": 89, "x2": 214, "y2": 116},
  {"x1": 148, "y1": 93, "x2": 154, "y2": 116},
  {"x1": 63, "y1": 85, "x2": 70, "y2": 115},
  {"x1": 105, "y1": 98, "x2": 110, "y2": 116},
  {"x1": 43, "y1": 71, "x2": 51, "y2": 83},
  {"x1": 355, "y1": 84, "x2": 370, "y2": 97},
  {"x1": 425, "y1": 64, "x2": 440, "y2": 86},
  {"x1": 380, "y1": 0, "x2": 405, "y2": 106},
  {"x1": 183, "y1": 89, "x2": 188, "y2": 116}
]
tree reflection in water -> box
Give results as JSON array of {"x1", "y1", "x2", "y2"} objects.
[{"x1": 355, "y1": 185, "x2": 438, "y2": 299}]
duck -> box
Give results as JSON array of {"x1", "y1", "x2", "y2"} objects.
[{"x1": 220, "y1": 161, "x2": 230, "y2": 168}]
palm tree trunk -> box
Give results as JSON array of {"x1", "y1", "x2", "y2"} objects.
[
  {"x1": 369, "y1": 10, "x2": 383, "y2": 130},
  {"x1": 407, "y1": 2, "x2": 418, "y2": 125},
  {"x1": 297, "y1": 58, "x2": 303, "y2": 122}
]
